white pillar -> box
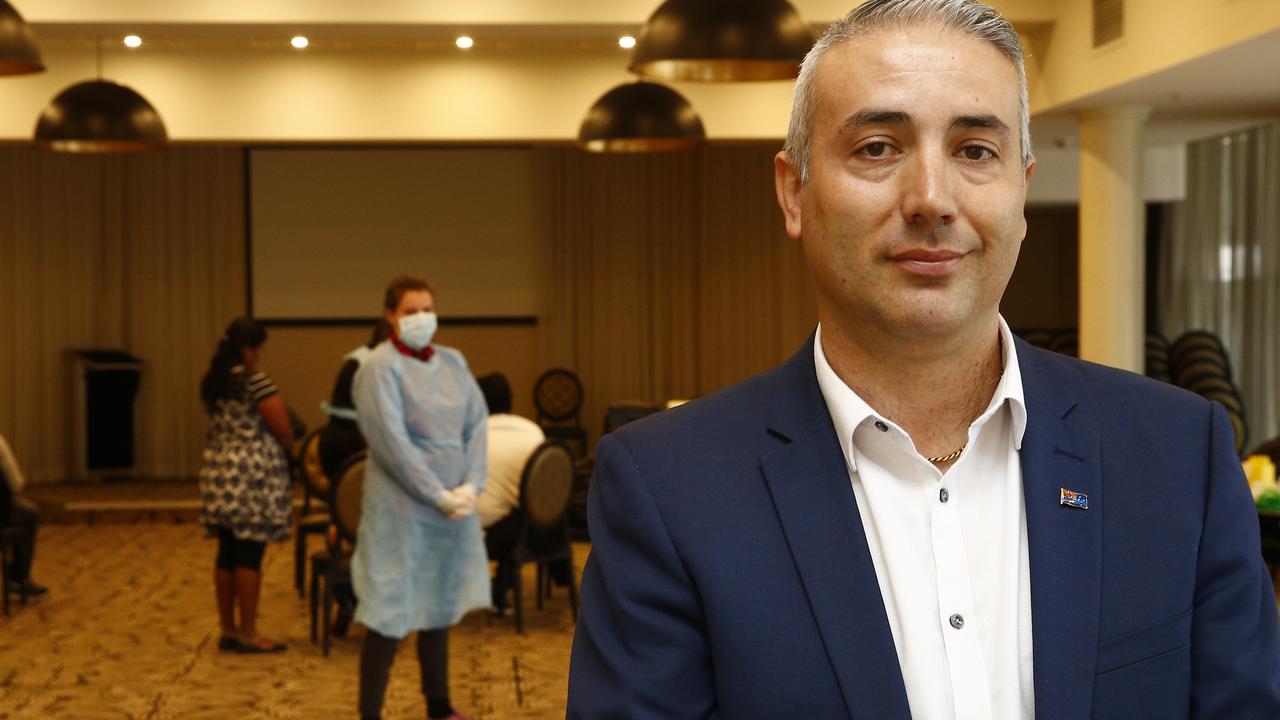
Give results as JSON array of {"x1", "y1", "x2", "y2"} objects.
[{"x1": 1076, "y1": 105, "x2": 1151, "y2": 373}]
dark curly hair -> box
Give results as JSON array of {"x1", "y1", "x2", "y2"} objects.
[{"x1": 199, "y1": 317, "x2": 267, "y2": 412}]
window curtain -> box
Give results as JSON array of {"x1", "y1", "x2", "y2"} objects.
[
  {"x1": 0, "y1": 147, "x2": 246, "y2": 482},
  {"x1": 1158, "y1": 122, "x2": 1280, "y2": 448},
  {"x1": 535, "y1": 143, "x2": 817, "y2": 449}
]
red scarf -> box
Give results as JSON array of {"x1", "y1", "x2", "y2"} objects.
[{"x1": 390, "y1": 333, "x2": 435, "y2": 362}]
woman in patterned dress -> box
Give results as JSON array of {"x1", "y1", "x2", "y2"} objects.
[
  {"x1": 198, "y1": 317, "x2": 296, "y2": 653},
  {"x1": 352, "y1": 275, "x2": 489, "y2": 720}
]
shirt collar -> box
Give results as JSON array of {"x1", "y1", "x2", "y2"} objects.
[
  {"x1": 390, "y1": 333, "x2": 435, "y2": 362},
  {"x1": 813, "y1": 315, "x2": 1027, "y2": 473}
]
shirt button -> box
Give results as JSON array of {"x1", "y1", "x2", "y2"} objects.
[
  {"x1": 939, "y1": 488, "x2": 949, "y2": 504},
  {"x1": 874, "y1": 420, "x2": 888, "y2": 432},
  {"x1": 949, "y1": 614, "x2": 965, "y2": 630}
]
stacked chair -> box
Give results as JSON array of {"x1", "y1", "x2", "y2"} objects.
[
  {"x1": 1017, "y1": 328, "x2": 1248, "y2": 455},
  {"x1": 1016, "y1": 328, "x2": 1078, "y2": 358},
  {"x1": 1018, "y1": 328, "x2": 1178, "y2": 385},
  {"x1": 1169, "y1": 331, "x2": 1248, "y2": 456},
  {"x1": 1144, "y1": 333, "x2": 1173, "y2": 383},
  {"x1": 1018, "y1": 328, "x2": 1056, "y2": 352}
]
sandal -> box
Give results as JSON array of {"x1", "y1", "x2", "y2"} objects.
[{"x1": 217, "y1": 635, "x2": 239, "y2": 652}]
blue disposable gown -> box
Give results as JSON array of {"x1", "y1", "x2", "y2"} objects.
[{"x1": 351, "y1": 341, "x2": 491, "y2": 638}]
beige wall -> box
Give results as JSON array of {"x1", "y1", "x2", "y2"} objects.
[
  {"x1": 1029, "y1": 0, "x2": 1280, "y2": 113},
  {"x1": 0, "y1": 42, "x2": 794, "y2": 142}
]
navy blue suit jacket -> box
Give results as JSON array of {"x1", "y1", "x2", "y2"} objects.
[{"x1": 567, "y1": 336, "x2": 1280, "y2": 719}]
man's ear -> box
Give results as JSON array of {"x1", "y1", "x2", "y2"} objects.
[
  {"x1": 774, "y1": 151, "x2": 803, "y2": 242},
  {"x1": 1020, "y1": 154, "x2": 1037, "y2": 239}
]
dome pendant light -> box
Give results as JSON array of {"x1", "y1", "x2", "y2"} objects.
[
  {"x1": 629, "y1": 0, "x2": 814, "y2": 82},
  {"x1": 0, "y1": 0, "x2": 44, "y2": 75},
  {"x1": 578, "y1": 81, "x2": 705, "y2": 153},
  {"x1": 33, "y1": 39, "x2": 168, "y2": 153}
]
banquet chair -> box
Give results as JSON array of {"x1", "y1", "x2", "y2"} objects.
[
  {"x1": 534, "y1": 368, "x2": 587, "y2": 458},
  {"x1": 492, "y1": 441, "x2": 578, "y2": 634},
  {"x1": 310, "y1": 451, "x2": 365, "y2": 657},
  {"x1": 294, "y1": 429, "x2": 331, "y2": 597}
]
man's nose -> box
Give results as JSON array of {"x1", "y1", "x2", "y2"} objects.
[{"x1": 900, "y1": 150, "x2": 958, "y2": 229}]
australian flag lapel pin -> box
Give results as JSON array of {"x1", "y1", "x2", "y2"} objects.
[{"x1": 1059, "y1": 488, "x2": 1088, "y2": 510}]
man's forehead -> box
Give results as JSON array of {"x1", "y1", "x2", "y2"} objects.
[{"x1": 814, "y1": 25, "x2": 1021, "y2": 121}]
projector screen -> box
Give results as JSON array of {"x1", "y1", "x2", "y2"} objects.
[{"x1": 249, "y1": 147, "x2": 541, "y2": 321}]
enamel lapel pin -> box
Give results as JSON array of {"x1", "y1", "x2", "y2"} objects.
[{"x1": 1059, "y1": 488, "x2": 1088, "y2": 510}]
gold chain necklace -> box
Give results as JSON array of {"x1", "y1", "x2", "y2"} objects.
[{"x1": 926, "y1": 444, "x2": 966, "y2": 464}]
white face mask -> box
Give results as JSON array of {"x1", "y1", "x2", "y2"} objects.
[{"x1": 397, "y1": 311, "x2": 437, "y2": 350}]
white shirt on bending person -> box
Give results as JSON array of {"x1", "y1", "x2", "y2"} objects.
[{"x1": 476, "y1": 413, "x2": 546, "y2": 528}]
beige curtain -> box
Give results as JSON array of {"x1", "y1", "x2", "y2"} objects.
[
  {"x1": 537, "y1": 142, "x2": 817, "y2": 448},
  {"x1": 1158, "y1": 123, "x2": 1280, "y2": 449},
  {"x1": 0, "y1": 146, "x2": 245, "y2": 482}
]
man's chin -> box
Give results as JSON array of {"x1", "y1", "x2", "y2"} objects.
[{"x1": 873, "y1": 297, "x2": 982, "y2": 339}]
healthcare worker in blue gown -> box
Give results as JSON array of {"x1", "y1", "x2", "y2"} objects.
[{"x1": 352, "y1": 274, "x2": 490, "y2": 720}]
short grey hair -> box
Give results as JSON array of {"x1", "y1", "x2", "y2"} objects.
[{"x1": 783, "y1": 0, "x2": 1032, "y2": 183}]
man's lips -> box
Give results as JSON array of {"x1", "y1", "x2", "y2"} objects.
[{"x1": 888, "y1": 249, "x2": 966, "y2": 276}]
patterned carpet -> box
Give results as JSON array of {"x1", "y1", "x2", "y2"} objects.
[{"x1": 0, "y1": 521, "x2": 584, "y2": 719}]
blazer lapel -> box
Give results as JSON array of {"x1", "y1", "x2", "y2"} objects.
[
  {"x1": 1016, "y1": 340, "x2": 1103, "y2": 720},
  {"x1": 759, "y1": 340, "x2": 912, "y2": 720}
]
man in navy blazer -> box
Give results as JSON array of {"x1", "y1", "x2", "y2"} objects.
[{"x1": 567, "y1": 0, "x2": 1280, "y2": 718}]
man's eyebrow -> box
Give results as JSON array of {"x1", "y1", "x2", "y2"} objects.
[
  {"x1": 839, "y1": 109, "x2": 911, "y2": 133},
  {"x1": 950, "y1": 114, "x2": 1011, "y2": 137}
]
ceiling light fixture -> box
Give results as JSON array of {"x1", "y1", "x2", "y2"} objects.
[
  {"x1": 291, "y1": 35, "x2": 308, "y2": 49},
  {"x1": 0, "y1": 0, "x2": 44, "y2": 75},
  {"x1": 123, "y1": 35, "x2": 141, "y2": 48},
  {"x1": 455, "y1": 35, "x2": 474, "y2": 49},
  {"x1": 32, "y1": 39, "x2": 168, "y2": 153},
  {"x1": 578, "y1": 81, "x2": 705, "y2": 153},
  {"x1": 629, "y1": 0, "x2": 814, "y2": 81},
  {"x1": 619, "y1": 35, "x2": 637, "y2": 49}
]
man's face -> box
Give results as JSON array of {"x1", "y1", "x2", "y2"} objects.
[{"x1": 776, "y1": 24, "x2": 1034, "y2": 342}]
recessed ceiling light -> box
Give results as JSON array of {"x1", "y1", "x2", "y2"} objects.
[
  {"x1": 455, "y1": 36, "x2": 474, "y2": 50},
  {"x1": 123, "y1": 35, "x2": 142, "y2": 49},
  {"x1": 619, "y1": 35, "x2": 637, "y2": 49},
  {"x1": 291, "y1": 36, "x2": 309, "y2": 49}
]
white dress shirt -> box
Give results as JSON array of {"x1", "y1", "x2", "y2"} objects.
[
  {"x1": 813, "y1": 317, "x2": 1034, "y2": 720},
  {"x1": 476, "y1": 413, "x2": 546, "y2": 528}
]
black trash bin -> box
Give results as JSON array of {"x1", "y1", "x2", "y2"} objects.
[{"x1": 69, "y1": 350, "x2": 144, "y2": 481}]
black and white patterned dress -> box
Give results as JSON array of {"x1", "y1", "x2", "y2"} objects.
[{"x1": 198, "y1": 368, "x2": 292, "y2": 542}]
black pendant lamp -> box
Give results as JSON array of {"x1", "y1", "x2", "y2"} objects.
[
  {"x1": 0, "y1": 0, "x2": 43, "y2": 75},
  {"x1": 629, "y1": 0, "x2": 814, "y2": 81},
  {"x1": 33, "y1": 40, "x2": 168, "y2": 153},
  {"x1": 578, "y1": 81, "x2": 705, "y2": 153}
]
